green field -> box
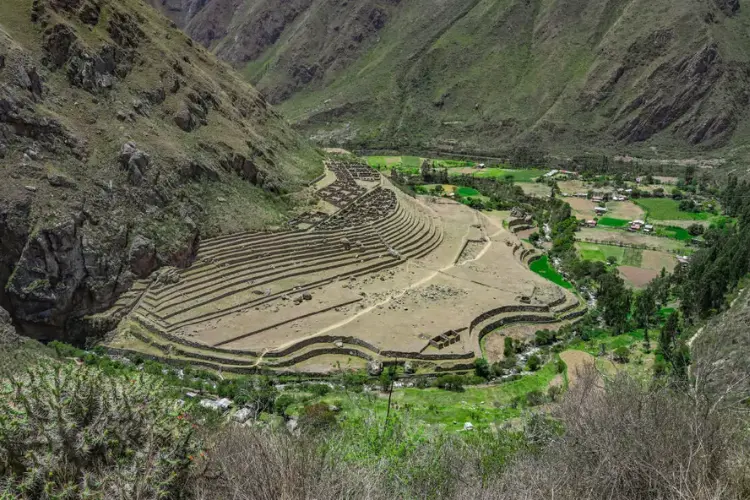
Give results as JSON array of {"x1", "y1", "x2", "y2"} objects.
[
  {"x1": 472, "y1": 168, "x2": 546, "y2": 183},
  {"x1": 433, "y1": 159, "x2": 476, "y2": 168},
  {"x1": 634, "y1": 198, "x2": 710, "y2": 221},
  {"x1": 294, "y1": 362, "x2": 560, "y2": 431},
  {"x1": 530, "y1": 256, "x2": 573, "y2": 289},
  {"x1": 577, "y1": 242, "x2": 642, "y2": 267},
  {"x1": 657, "y1": 226, "x2": 692, "y2": 241},
  {"x1": 456, "y1": 186, "x2": 481, "y2": 197},
  {"x1": 597, "y1": 217, "x2": 629, "y2": 228}
]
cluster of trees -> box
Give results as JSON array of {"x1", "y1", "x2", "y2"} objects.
[{"x1": 677, "y1": 175, "x2": 750, "y2": 319}]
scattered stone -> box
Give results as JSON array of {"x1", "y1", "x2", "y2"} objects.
[
  {"x1": 328, "y1": 405, "x2": 340, "y2": 412},
  {"x1": 199, "y1": 398, "x2": 233, "y2": 412},
  {"x1": 463, "y1": 422, "x2": 474, "y2": 431},
  {"x1": 174, "y1": 105, "x2": 195, "y2": 131},
  {"x1": 403, "y1": 361, "x2": 415, "y2": 374},
  {"x1": 119, "y1": 142, "x2": 150, "y2": 185},
  {"x1": 233, "y1": 407, "x2": 254, "y2": 423},
  {"x1": 217, "y1": 197, "x2": 227, "y2": 202},
  {"x1": 334, "y1": 341, "x2": 344, "y2": 348},
  {"x1": 302, "y1": 292, "x2": 313, "y2": 301},
  {"x1": 367, "y1": 360, "x2": 384, "y2": 376},
  {"x1": 46, "y1": 172, "x2": 76, "y2": 188},
  {"x1": 286, "y1": 418, "x2": 299, "y2": 433},
  {"x1": 0, "y1": 143, "x2": 6, "y2": 159},
  {"x1": 24, "y1": 185, "x2": 38, "y2": 192}
]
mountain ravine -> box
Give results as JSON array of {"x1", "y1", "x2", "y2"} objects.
[{"x1": 0, "y1": 0, "x2": 322, "y2": 342}]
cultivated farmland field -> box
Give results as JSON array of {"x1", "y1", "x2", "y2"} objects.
[{"x1": 634, "y1": 198, "x2": 710, "y2": 221}]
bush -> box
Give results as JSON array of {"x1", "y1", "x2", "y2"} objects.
[
  {"x1": 526, "y1": 354, "x2": 542, "y2": 371},
  {"x1": 474, "y1": 358, "x2": 491, "y2": 379},
  {"x1": 274, "y1": 394, "x2": 296, "y2": 414},
  {"x1": 304, "y1": 383, "x2": 332, "y2": 397},
  {"x1": 434, "y1": 374, "x2": 465, "y2": 392},
  {"x1": 525, "y1": 389, "x2": 547, "y2": 407},
  {"x1": 613, "y1": 346, "x2": 630, "y2": 363},
  {"x1": 299, "y1": 403, "x2": 338, "y2": 433},
  {"x1": 0, "y1": 353, "x2": 199, "y2": 498},
  {"x1": 535, "y1": 330, "x2": 556, "y2": 346},
  {"x1": 688, "y1": 223, "x2": 705, "y2": 236}
]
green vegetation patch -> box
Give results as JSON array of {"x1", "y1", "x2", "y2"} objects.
[
  {"x1": 622, "y1": 247, "x2": 643, "y2": 267},
  {"x1": 529, "y1": 256, "x2": 573, "y2": 289},
  {"x1": 456, "y1": 186, "x2": 481, "y2": 197},
  {"x1": 597, "y1": 217, "x2": 630, "y2": 228},
  {"x1": 634, "y1": 198, "x2": 710, "y2": 221},
  {"x1": 658, "y1": 226, "x2": 692, "y2": 241},
  {"x1": 401, "y1": 156, "x2": 423, "y2": 168},
  {"x1": 473, "y1": 168, "x2": 546, "y2": 183}
]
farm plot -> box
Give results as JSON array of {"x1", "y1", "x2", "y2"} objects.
[
  {"x1": 577, "y1": 228, "x2": 688, "y2": 253},
  {"x1": 567, "y1": 198, "x2": 598, "y2": 219},
  {"x1": 560, "y1": 350, "x2": 598, "y2": 387},
  {"x1": 606, "y1": 201, "x2": 645, "y2": 221},
  {"x1": 634, "y1": 198, "x2": 710, "y2": 221}
]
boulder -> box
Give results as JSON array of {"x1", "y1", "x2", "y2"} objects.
[
  {"x1": 367, "y1": 360, "x2": 384, "y2": 376},
  {"x1": 302, "y1": 292, "x2": 313, "y2": 301},
  {"x1": 403, "y1": 361, "x2": 415, "y2": 374},
  {"x1": 46, "y1": 172, "x2": 76, "y2": 188},
  {"x1": 128, "y1": 235, "x2": 157, "y2": 278},
  {"x1": 119, "y1": 142, "x2": 150, "y2": 185},
  {"x1": 174, "y1": 106, "x2": 195, "y2": 132},
  {"x1": 232, "y1": 407, "x2": 254, "y2": 423}
]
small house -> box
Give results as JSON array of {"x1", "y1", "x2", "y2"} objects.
[
  {"x1": 677, "y1": 255, "x2": 690, "y2": 265},
  {"x1": 586, "y1": 220, "x2": 598, "y2": 228},
  {"x1": 594, "y1": 206, "x2": 608, "y2": 215},
  {"x1": 629, "y1": 219, "x2": 645, "y2": 231},
  {"x1": 644, "y1": 224, "x2": 654, "y2": 232},
  {"x1": 592, "y1": 196, "x2": 604, "y2": 203}
]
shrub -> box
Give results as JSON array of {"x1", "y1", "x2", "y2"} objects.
[
  {"x1": 474, "y1": 358, "x2": 491, "y2": 379},
  {"x1": 434, "y1": 374, "x2": 465, "y2": 392},
  {"x1": 274, "y1": 394, "x2": 296, "y2": 415},
  {"x1": 299, "y1": 403, "x2": 338, "y2": 433},
  {"x1": 304, "y1": 383, "x2": 331, "y2": 397},
  {"x1": 688, "y1": 223, "x2": 705, "y2": 236},
  {"x1": 0, "y1": 353, "x2": 199, "y2": 498},
  {"x1": 613, "y1": 346, "x2": 630, "y2": 363},
  {"x1": 525, "y1": 389, "x2": 547, "y2": 407},
  {"x1": 535, "y1": 330, "x2": 556, "y2": 346},
  {"x1": 526, "y1": 355, "x2": 542, "y2": 371}
]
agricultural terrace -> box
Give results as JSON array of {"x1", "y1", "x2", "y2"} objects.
[{"x1": 107, "y1": 160, "x2": 584, "y2": 374}]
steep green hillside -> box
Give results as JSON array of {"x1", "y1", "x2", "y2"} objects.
[
  {"x1": 148, "y1": 0, "x2": 750, "y2": 158},
  {"x1": 0, "y1": 0, "x2": 322, "y2": 340}
]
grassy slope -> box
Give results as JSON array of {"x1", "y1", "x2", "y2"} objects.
[
  {"x1": 165, "y1": 0, "x2": 750, "y2": 160},
  {"x1": 0, "y1": 0, "x2": 322, "y2": 241}
]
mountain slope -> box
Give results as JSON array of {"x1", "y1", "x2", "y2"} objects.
[
  {"x1": 150, "y1": 0, "x2": 750, "y2": 157},
  {"x1": 0, "y1": 0, "x2": 322, "y2": 340}
]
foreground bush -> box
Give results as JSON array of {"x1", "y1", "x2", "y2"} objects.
[{"x1": 0, "y1": 349, "x2": 201, "y2": 498}]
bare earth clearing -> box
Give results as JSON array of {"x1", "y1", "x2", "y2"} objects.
[
  {"x1": 560, "y1": 350, "x2": 597, "y2": 387},
  {"x1": 107, "y1": 161, "x2": 584, "y2": 374}
]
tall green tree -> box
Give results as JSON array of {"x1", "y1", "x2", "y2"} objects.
[
  {"x1": 659, "y1": 311, "x2": 680, "y2": 361},
  {"x1": 634, "y1": 287, "x2": 657, "y2": 349},
  {"x1": 597, "y1": 272, "x2": 632, "y2": 334}
]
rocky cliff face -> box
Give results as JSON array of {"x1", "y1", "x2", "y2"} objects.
[
  {"x1": 0, "y1": 0, "x2": 321, "y2": 341},
  {"x1": 149, "y1": 0, "x2": 750, "y2": 158}
]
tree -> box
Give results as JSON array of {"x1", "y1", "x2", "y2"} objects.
[
  {"x1": 474, "y1": 358, "x2": 491, "y2": 379},
  {"x1": 659, "y1": 311, "x2": 680, "y2": 361},
  {"x1": 504, "y1": 337, "x2": 515, "y2": 357},
  {"x1": 634, "y1": 287, "x2": 657, "y2": 349},
  {"x1": 688, "y1": 223, "x2": 704, "y2": 236},
  {"x1": 526, "y1": 354, "x2": 542, "y2": 371},
  {"x1": 597, "y1": 272, "x2": 632, "y2": 333},
  {"x1": 433, "y1": 184, "x2": 444, "y2": 195}
]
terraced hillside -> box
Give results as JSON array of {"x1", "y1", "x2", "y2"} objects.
[{"x1": 108, "y1": 161, "x2": 585, "y2": 373}]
